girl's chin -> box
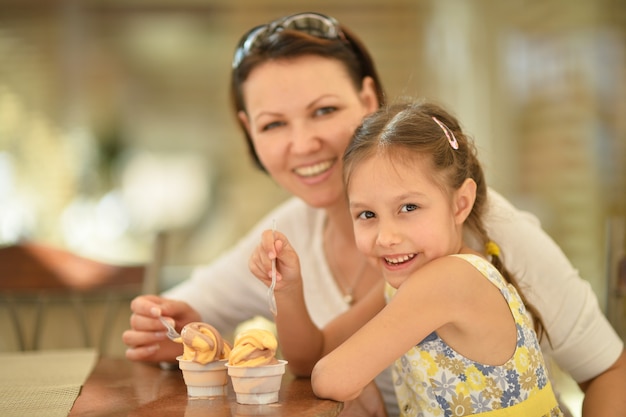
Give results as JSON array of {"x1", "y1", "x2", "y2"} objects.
[
  {"x1": 386, "y1": 281, "x2": 401, "y2": 290},
  {"x1": 383, "y1": 276, "x2": 404, "y2": 290}
]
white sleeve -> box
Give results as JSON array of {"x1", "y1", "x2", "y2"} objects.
[
  {"x1": 161, "y1": 198, "x2": 303, "y2": 336},
  {"x1": 162, "y1": 231, "x2": 269, "y2": 337},
  {"x1": 483, "y1": 188, "x2": 623, "y2": 383}
]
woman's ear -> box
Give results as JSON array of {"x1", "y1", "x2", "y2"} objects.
[
  {"x1": 360, "y1": 76, "x2": 379, "y2": 113},
  {"x1": 238, "y1": 110, "x2": 251, "y2": 135},
  {"x1": 454, "y1": 178, "x2": 477, "y2": 225}
]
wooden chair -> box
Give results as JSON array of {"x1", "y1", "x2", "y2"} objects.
[{"x1": 0, "y1": 241, "x2": 146, "y2": 352}]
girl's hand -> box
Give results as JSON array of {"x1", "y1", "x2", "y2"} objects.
[
  {"x1": 249, "y1": 229, "x2": 302, "y2": 293},
  {"x1": 339, "y1": 381, "x2": 388, "y2": 417}
]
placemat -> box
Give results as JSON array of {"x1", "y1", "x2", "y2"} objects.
[{"x1": 0, "y1": 348, "x2": 98, "y2": 417}]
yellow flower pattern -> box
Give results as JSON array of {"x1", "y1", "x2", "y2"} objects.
[{"x1": 386, "y1": 254, "x2": 563, "y2": 417}]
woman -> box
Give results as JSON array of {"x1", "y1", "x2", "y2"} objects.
[{"x1": 123, "y1": 12, "x2": 625, "y2": 417}]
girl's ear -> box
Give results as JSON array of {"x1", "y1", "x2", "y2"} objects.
[
  {"x1": 238, "y1": 110, "x2": 251, "y2": 135},
  {"x1": 360, "y1": 76, "x2": 380, "y2": 113},
  {"x1": 454, "y1": 178, "x2": 477, "y2": 225}
]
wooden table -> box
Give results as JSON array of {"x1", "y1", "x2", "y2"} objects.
[{"x1": 70, "y1": 357, "x2": 343, "y2": 416}]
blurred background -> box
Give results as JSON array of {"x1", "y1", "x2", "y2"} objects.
[{"x1": 0, "y1": 0, "x2": 624, "y2": 364}]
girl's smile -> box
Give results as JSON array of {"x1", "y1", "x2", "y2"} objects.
[{"x1": 383, "y1": 253, "x2": 416, "y2": 268}]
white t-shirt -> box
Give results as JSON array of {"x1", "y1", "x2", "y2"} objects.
[{"x1": 165, "y1": 188, "x2": 623, "y2": 416}]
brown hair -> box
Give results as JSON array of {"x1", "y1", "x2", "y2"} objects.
[
  {"x1": 343, "y1": 100, "x2": 549, "y2": 342},
  {"x1": 231, "y1": 19, "x2": 386, "y2": 171}
]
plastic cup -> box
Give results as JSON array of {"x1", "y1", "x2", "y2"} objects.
[
  {"x1": 226, "y1": 360, "x2": 287, "y2": 405},
  {"x1": 177, "y1": 356, "x2": 228, "y2": 397}
]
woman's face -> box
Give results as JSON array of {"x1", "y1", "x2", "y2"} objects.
[{"x1": 238, "y1": 55, "x2": 378, "y2": 208}]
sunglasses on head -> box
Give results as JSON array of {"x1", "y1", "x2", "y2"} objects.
[{"x1": 232, "y1": 12, "x2": 347, "y2": 69}]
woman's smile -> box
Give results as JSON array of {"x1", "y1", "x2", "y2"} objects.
[{"x1": 293, "y1": 158, "x2": 335, "y2": 178}]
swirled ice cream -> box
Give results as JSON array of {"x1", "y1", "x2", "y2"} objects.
[
  {"x1": 175, "y1": 322, "x2": 232, "y2": 365},
  {"x1": 227, "y1": 328, "x2": 278, "y2": 367}
]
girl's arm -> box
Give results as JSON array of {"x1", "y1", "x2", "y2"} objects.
[
  {"x1": 278, "y1": 278, "x2": 387, "y2": 375},
  {"x1": 311, "y1": 255, "x2": 513, "y2": 402},
  {"x1": 249, "y1": 230, "x2": 386, "y2": 375},
  {"x1": 311, "y1": 258, "x2": 461, "y2": 401}
]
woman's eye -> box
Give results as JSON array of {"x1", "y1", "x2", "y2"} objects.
[
  {"x1": 401, "y1": 204, "x2": 418, "y2": 213},
  {"x1": 261, "y1": 121, "x2": 285, "y2": 131},
  {"x1": 358, "y1": 210, "x2": 375, "y2": 220},
  {"x1": 314, "y1": 106, "x2": 337, "y2": 117}
]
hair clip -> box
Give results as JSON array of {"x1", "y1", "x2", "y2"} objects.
[
  {"x1": 432, "y1": 117, "x2": 459, "y2": 150},
  {"x1": 485, "y1": 241, "x2": 501, "y2": 257}
]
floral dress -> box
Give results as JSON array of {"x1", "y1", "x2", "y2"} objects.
[{"x1": 386, "y1": 254, "x2": 563, "y2": 417}]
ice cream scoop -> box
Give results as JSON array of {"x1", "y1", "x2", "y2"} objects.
[
  {"x1": 175, "y1": 322, "x2": 232, "y2": 365},
  {"x1": 228, "y1": 328, "x2": 279, "y2": 367}
]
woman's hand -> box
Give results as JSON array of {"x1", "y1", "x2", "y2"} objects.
[
  {"x1": 122, "y1": 294, "x2": 201, "y2": 363},
  {"x1": 249, "y1": 229, "x2": 302, "y2": 293}
]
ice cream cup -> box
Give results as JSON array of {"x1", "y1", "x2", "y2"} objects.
[
  {"x1": 226, "y1": 360, "x2": 287, "y2": 405},
  {"x1": 177, "y1": 356, "x2": 228, "y2": 397}
]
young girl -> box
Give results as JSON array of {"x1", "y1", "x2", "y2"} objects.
[{"x1": 309, "y1": 101, "x2": 563, "y2": 416}]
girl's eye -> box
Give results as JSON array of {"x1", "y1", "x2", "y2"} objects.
[
  {"x1": 401, "y1": 204, "x2": 418, "y2": 213},
  {"x1": 357, "y1": 210, "x2": 375, "y2": 220},
  {"x1": 314, "y1": 106, "x2": 337, "y2": 117},
  {"x1": 261, "y1": 121, "x2": 285, "y2": 132}
]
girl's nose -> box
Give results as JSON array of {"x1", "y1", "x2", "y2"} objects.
[{"x1": 375, "y1": 224, "x2": 401, "y2": 248}]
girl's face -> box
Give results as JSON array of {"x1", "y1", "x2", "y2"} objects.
[
  {"x1": 238, "y1": 55, "x2": 378, "y2": 208},
  {"x1": 347, "y1": 153, "x2": 474, "y2": 289}
]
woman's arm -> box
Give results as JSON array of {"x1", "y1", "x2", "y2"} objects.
[
  {"x1": 580, "y1": 349, "x2": 626, "y2": 417},
  {"x1": 124, "y1": 199, "x2": 312, "y2": 363},
  {"x1": 484, "y1": 189, "x2": 625, "y2": 415},
  {"x1": 162, "y1": 199, "x2": 315, "y2": 333},
  {"x1": 123, "y1": 241, "x2": 269, "y2": 363}
]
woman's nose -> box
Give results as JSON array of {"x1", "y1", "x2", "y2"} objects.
[{"x1": 290, "y1": 122, "x2": 322, "y2": 154}]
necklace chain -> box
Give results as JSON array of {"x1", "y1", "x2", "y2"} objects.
[
  {"x1": 325, "y1": 243, "x2": 368, "y2": 305},
  {"x1": 341, "y1": 260, "x2": 367, "y2": 305},
  {"x1": 323, "y1": 220, "x2": 368, "y2": 305}
]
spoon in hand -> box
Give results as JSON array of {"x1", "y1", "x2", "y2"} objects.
[{"x1": 159, "y1": 316, "x2": 181, "y2": 340}]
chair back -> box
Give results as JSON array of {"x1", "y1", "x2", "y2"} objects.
[{"x1": 0, "y1": 241, "x2": 146, "y2": 352}]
